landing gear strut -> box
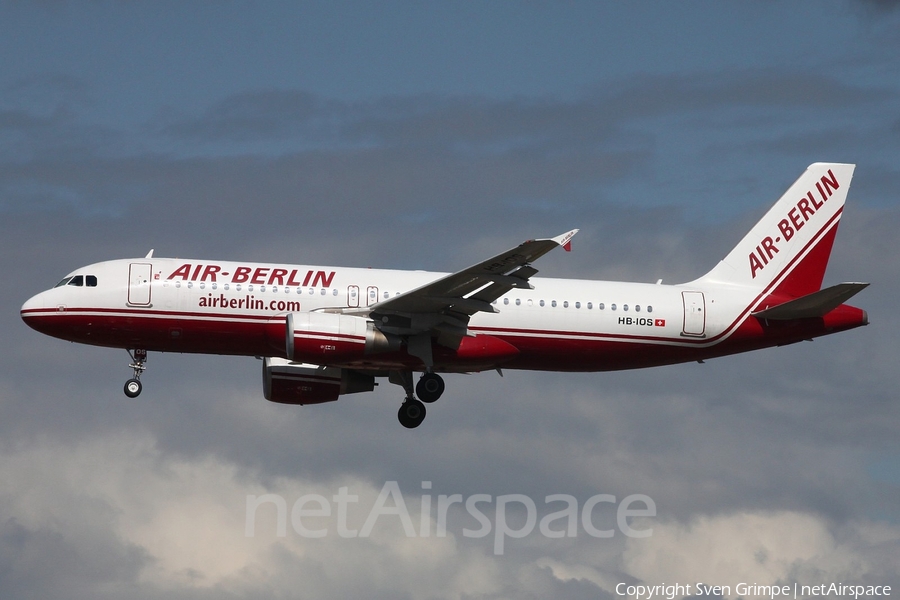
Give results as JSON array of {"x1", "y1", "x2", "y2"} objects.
[{"x1": 124, "y1": 349, "x2": 147, "y2": 398}]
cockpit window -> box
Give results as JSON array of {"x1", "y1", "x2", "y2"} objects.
[{"x1": 55, "y1": 274, "x2": 97, "y2": 287}]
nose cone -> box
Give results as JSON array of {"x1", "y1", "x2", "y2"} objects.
[
  {"x1": 21, "y1": 291, "x2": 49, "y2": 332},
  {"x1": 21, "y1": 292, "x2": 41, "y2": 313}
]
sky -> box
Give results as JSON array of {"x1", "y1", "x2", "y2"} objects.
[{"x1": 2, "y1": 1, "x2": 900, "y2": 598}]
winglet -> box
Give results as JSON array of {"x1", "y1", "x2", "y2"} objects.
[{"x1": 551, "y1": 229, "x2": 579, "y2": 252}]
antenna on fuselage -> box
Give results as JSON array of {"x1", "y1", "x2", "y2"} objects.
[{"x1": 145, "y1": 249, "x2": 154, "y2": 259}]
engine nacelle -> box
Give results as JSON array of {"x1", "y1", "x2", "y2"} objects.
[
  {"x1": 262, "y1": 357, "x2": 375, "y2": 405},
  {"x1": 286, "y1": 312, "x2": 400, "y2": 364}
]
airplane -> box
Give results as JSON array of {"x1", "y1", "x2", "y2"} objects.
[{"x1": 21, "y1": 163, "x2": 869, "y2": 428}]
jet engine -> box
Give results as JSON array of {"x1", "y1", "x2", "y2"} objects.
[
  {"x1": 262, "y1": 357, "x2": 375, "y2": 405},
  {"x1": 286, "y1": 312, "x2": 400, "y2": 363}
]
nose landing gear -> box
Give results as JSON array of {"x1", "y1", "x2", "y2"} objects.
[{"x1": 124, "y1": 349, "x2": 147, "y2": 398}]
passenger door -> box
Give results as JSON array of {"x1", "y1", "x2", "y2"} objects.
[
  {"x1": 127, "y1": 263, "x2": 153, "y2": 306},
  {"x1": 681, "y1": 291, "x2": 705, "y2": 337}
]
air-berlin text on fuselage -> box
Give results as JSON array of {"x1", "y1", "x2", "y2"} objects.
[
  {"x1": 167, "y1": 264, "x2": 336, "y2": 288},
  {"x1": 749, "y1": 169, "x2": 840, "y2": 279}
]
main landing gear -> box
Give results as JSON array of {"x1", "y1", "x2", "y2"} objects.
[
  {"x1": 391, "y1": 370, "x2": 445, "y2": 429},
  {"x1": 416, "y1": 372, "x2": 445, "y2": 403},
  {"x1": 124, "y1": 349, "x2": 147, "y2": 398}
]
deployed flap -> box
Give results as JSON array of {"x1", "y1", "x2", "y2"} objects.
[
  {"x1": 753, "y1": 282, "x2": 869, "y2": 320},
  {"x1": 372, "y1": 229, "x2": 578, "y2": 318}
]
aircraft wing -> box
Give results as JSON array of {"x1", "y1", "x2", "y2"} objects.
[{"x1": 362, "y1": 229, "x2": 577, "y2": 346}]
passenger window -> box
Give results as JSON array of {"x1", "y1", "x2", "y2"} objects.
[
  {"x1": 333, "y1": 289, "x2": 338, "y2": 296},
  {"x1": 611, "y1": 304, "x2": 617, "y2": 311},
  {"x1": 86, "y1": 275, "x2": 98, "y2": 287},
  {"x1": 540, "y1": 300, "x2": 545, "y2": 307},
  {"x1": 587, "y1": 302, "x2": 593, "y2": 309},
  {"x1": 515, "y1": 298, "x2": 521, "y2": 306},
  {"x1": 551, "y1": 300, "x2": 557, "y2": 308},
  {"x1": 647, "y1": 305, "x2": 653, "y2": 313},
  {"x1": 321, "y1": 289, "x2": 326, "y2": 295},
  {"x1": 599, "y1": 303, "x2": 605, "y2": 310},
  {"x1": 503, "y1": 298, "x2": 509, "y2": 305},
  {"x1": 635, "y1": 305, "x2": 641, "y2": 312},
  {"x1": 575, "y1": 302, "x2": 580, "y2": 308},
  {"x1": 563, "y1": 301, "x2": 569, "y2": 308},
  {"x1": 623, "y1": 304, "x2": 629, "y2": 312}
]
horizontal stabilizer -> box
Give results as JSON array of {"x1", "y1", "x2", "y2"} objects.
[{"x1": 753, "y1": 282, "x2": 869, "y2": 320}]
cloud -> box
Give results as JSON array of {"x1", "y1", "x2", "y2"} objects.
[
  {"x1": 0, "y1": 430, "x2": 627, "y2": 599},
  {"x1": 3, "y1": 427, "x2": 893, "y2": 599},
  {"x1": 621, "y1": 511, "x2": 900, "y2": 590}
]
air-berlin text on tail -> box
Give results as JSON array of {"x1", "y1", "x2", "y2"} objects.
[
  {"x1": 167, "y1": 264, "x2": 336, "y2": 287},
  {"x1": 749, "y1": 169, "x2": 841, "y2": 279}
]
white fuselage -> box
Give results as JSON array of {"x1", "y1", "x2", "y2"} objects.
[{"x1": 20, "y1": 256, "x2": 830, "y2": 374}]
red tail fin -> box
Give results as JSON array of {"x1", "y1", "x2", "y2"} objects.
[{"x1": 695, "y1": 163, "x2": 855, "y2": 300}]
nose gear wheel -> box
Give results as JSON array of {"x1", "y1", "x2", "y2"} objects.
[{"x1": 124, "y1": 349, "x2": 147, "y2": 398}]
